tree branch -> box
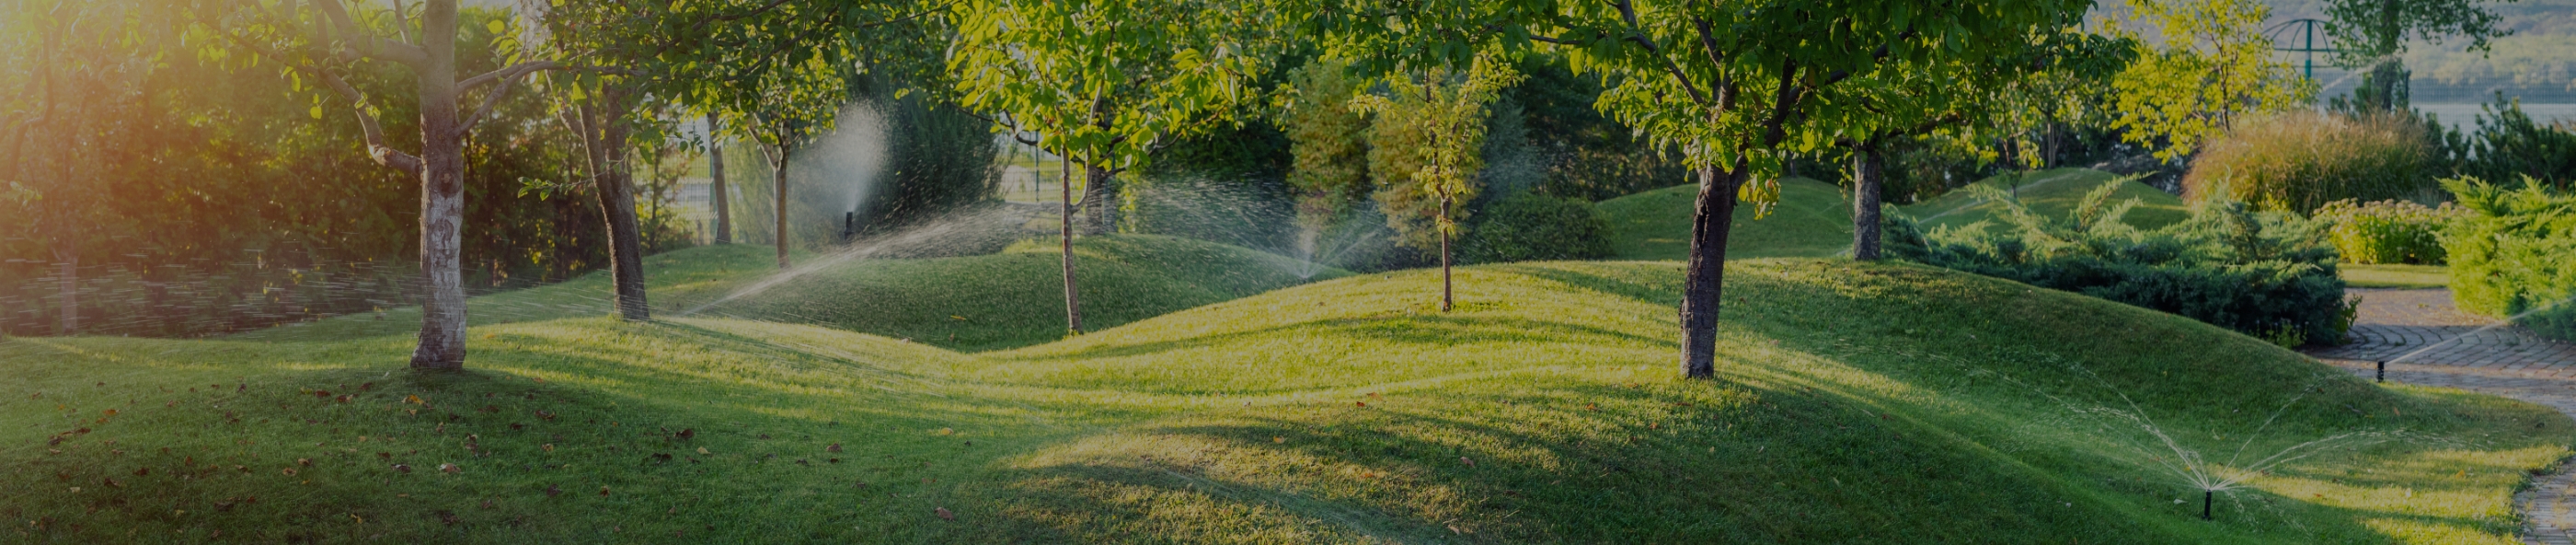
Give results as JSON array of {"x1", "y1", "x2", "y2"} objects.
[
  {"x1": 313, "y1": 0, "x2": 429, "y2": 66},
  {"x1": 1607, "y1": 1, "x2": 1708, "y2": 107},
  {"x1": 212, "y1": 27, "x2": 421, "y2": 173},
  {"x1": 456, "y1": 65, "x2": 533, "y2": 137},
  {"x1": 457, "y1": 60, "x2": 560, "y2": 92}
]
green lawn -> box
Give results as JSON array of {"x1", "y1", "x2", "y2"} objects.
[
  {"x1": 4, "y1": 255, "x2": 2563, "y2": 543},
  {"x1": 2345, "y1": 263, "x2": 2452, "y2": 290},
  {"x1": 1901, "y1": 168, "x2": 2190, "y2": 231},
  {"x1": 236, "y1": 235, "x2": 1348, "y2": 353},
  {"x1": 1598, "y1": 177, "x2": 1855, "y2": 261}
]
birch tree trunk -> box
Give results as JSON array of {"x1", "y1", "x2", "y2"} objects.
[{"x1": 409, "y1": 0, "x2": 469, "y2": 369}]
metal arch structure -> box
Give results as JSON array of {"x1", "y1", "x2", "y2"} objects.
[{"x1": 2263, "y1": 17, "x2": 2342, "y2": 80}]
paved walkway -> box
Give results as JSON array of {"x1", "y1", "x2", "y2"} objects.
[{"x1": 2303, "y1": 288, "x2": 2576, "y2": 544}]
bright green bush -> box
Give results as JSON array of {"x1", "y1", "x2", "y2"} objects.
[
  {"x1": 1463, "y1": 191, "x2": 1615, "y2": 263},
  {"x1": 2182, "y1": 111, "x2": 2436, "y2": 215},
  {"x1": 1888, "y1": 180, "x2": 2353, "y2": 347},
  {"x1": 2314, "y1": 199, "x2": 2468, "y2": 265},
  {"x1": 2441, "y1": 176, "x2": 2576, "y2": 341}
]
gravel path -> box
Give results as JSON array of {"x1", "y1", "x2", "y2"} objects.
[{"x1": 2303, "y1": 288, "x2": 2576, "y2": 544}]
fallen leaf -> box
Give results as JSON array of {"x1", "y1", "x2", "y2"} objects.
[
  {"x1": 440, "y1": 463, "x2": 461, "y2": 474},
  {"x1": 281, "y1": 468, "x2": 297, "y2": 477},
  {"x1": 934, "y1": 507, "x2": 955, "y2": 520},
  {"x1": 696, "y1": 446, "x2": 710, "y2": 455},
  {"x1": 392, "y1": 464, "x2": 412, "y2": 473},
  {"x1": 546, "y1": 484, "x2": 562, "y2": 496},
  {"x1": 827, "y1": 443, "x2": 843, "y2": 453},
  {"x1": 599, "y1": 486, "x2": 611, "y2": 496},
  {"x1": 1461, "y1": 457, "x2": 1476, "y2": 467},
  {"x1": 542, "y1": 444, "x2": 556, "y2": 453}
]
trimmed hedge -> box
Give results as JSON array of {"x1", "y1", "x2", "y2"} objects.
[
  {"x1": 2442, "y1": 177, "x2": 2576, "y2": 341},
  {"x1": 1889, "y1": 180, "x2": 2352, "y2": 347},
  {"x1": 2315, "y1": 199, "x2": 2469, "y2": 265}
]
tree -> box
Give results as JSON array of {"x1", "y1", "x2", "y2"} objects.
[
  {"x1": 1279, "y1": 58, "x2": 1372, "y2": 260},
  {"x1": 679, "y1": 1, "x2": 868, "y2": 270},
  {"x1": 2325, "y1": 0, "x2": 2510, "y2": 112},
  {"x1": 1291, "y1": 0, "x2": 2099, "y2": 377},
  {"x1": 2104, "y1": 0, "x2": 2312, "y2": 162},
  {"x1": 1351, "y1": 55, "x2": 1522, "y2": 310},
  {"x1": 0, "y1": 1, "x2": 156, "y2": 335},
  {"x1": 950, "y1": 0, "x2": 1269, "y2": 334},
  {"x1": 193, "y1": 0, "x2": 559, "y2": 369},
  {"x1": 1834, "y1": 32, "x2": 2134, "y2": 261},
  {"x1": 707, "y1": 113, "x2": 732, "y2": 244}
]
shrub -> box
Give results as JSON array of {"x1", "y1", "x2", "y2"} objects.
[
  {"x1": 1462, "y1": 191, "x2": 1615, "y2": 263},
  {"x1": 1889, "y1": 180, "x2": 2353, "y2": 347},
  {"x1": 2313, "y1": 199, "x2": 2469, "y2": 265},
  {"x1": 2460, "y1": 94, "x2": 2576, "y2": 191},
  {"x1": 2182, "y1": 111, "x2": 2436, "y2": 215},
  {"x1": 2441, "y1": 176, "x2": 2576, "y2": 341}
]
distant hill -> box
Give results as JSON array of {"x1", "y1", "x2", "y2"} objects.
[{"x1": 2262, "y1": 0, "x2": 2576, "y2": 103}]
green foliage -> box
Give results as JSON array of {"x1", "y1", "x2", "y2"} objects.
[
  {"x1": 862, "y1": 85, "x2": 1006, "y2": 233},
  {"x1": 2460, "y1": 95, "x2": 2576, "y2": 191},
  {"x1": 2315, "y1": 199, "x2": 2471, "y2": 265},
  {"x1": 2441, "y1": 176, "x2": 2576, "y2": 341},
  {"x1": 1354, "y1": 56, "x2": 1521, "y2": 253},
  {"x1": 949, "y1": 0, "x2": 1270, "y2": 183},
  {"x1": 1510, "y1": 56, "x2": 1685, "y2": 203},
  {"x1": 2106, "y1": 0, "x2": 2314, "y2": 161},
  {"x1": 2323, "y1": 0, "x2": 2511, "y2": 112},
  {"x1": 2182, "y1": 111, "x2": 2438, "y2": 215},
  {"x1": 1461, "y1": 191, "x2": 1614, "y2": 263},
  {"x1": 1280, "y1": 58, "x2": 1375, "y2": 235},
  {"x1": 1889, "y1": 180, "x2": 2353, "y2": 346}
]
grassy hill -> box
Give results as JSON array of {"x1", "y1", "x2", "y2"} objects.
[
  {"x1": 4, "y1": 257, "x2": 2564, "y2": 543},
  {"x1": 1899, "y1": 168, "x2": 2190, "y2": 231},
  {"x1": 1599, "y1": 177, "x2": 1855, "y2": 261},
  {"x1": 236, "y1": 235, "x2": 1348, "y2": 352}
]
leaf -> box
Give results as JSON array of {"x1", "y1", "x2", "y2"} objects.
[
  {"x1": 486, "y1": 19, "x2": 505, "y2": 35},
  {"x1": 310, "y1": 105, "x2": 325, "y2": 120},
  {"x1": 935, "y1": 507, "x2": 955, "y2": 520}
]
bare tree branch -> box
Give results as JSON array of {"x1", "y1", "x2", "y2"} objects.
[
  {"x1": 456, "y1": 60, "x2": 559, "y2": 92},
  {"x1": 456, "y1": 65, "x2": 532, "y2": 137},
  {"x1": 1608, "y1": 0, "x2": 1708, "y2": 107},
  {"x1": 314, "y1": 0, "x2": 429, "y2": 66}
]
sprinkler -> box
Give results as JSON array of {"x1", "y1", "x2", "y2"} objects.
[
  {"x1": 2202, "y1": 490, "x2": 2213, "y2": 520},
  {"x1": 2375, "y1": 360, "x2": 2386, "y2": 383},
  {"x1": 840, "y1": 211, "x2": 859, "y2": 243}
]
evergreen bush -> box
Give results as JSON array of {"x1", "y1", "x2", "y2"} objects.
[
  {"x1": 2314, "y1": 199, "x2": 2468, "y2": 265},
  {"x1": 1889, "y1": 180, "x2": 2352, "y2": 347},
  {"x1": 2441, "y1": 176, "x2": 2576, "y2": 341}
]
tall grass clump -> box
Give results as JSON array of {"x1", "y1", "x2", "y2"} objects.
[
  {"x1": 1889, "y1": 179, "x2": 2352, "y2": 347},
  {"x1": 2315, "y1": 199, "x2": 2470, "y2": 265},
  {"x1": 2182, "y1": 111, "x2": 2436, "y2": 215},
  {"x1": 2442, "y1": 176, "x2": 2576, "y2": 341}
]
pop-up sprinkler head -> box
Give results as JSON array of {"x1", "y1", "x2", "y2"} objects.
[
  {"x1": 2375, "y1": 361, "x2": 2386, "y2": 383},
  {"x1": 841, "y1": 212, "x2": 859, "y2": 243},
  {"x1": 2202, "y1": 490, "x2": 2214, "y2": 520}
]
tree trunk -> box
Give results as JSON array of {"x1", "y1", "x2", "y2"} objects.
[
  {"x1": 1439, "y1": 193, "x2": 1454, "y2": 312},
  {"x1": 1851, "y1": 143, "x2": 1886, "y2": 261},
  {"x1": 53, "y1": 250, "x2": 75, "y2": 336},
  {"x1": 1679, "y1": 162, "x2": 1741, "y2": 378},
  {"x1": 708, "y1": 114, "x2": 730, "y2": 244},
  {"x1": 771, "y1": 145, "x2": 791, "y2": 269},
  {"x1": 1082, "y1": 163, "x2": 1115, "y2": 235},
  {"x1": 409, "y1": 0, "x2": 468, "y2": 370},
  {"x1": 581, "y1": 98, "x2": 650, "y2": 321},
  {"x1": 1061, "y1": 157, "x2": 1085, "y2": 334}
]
